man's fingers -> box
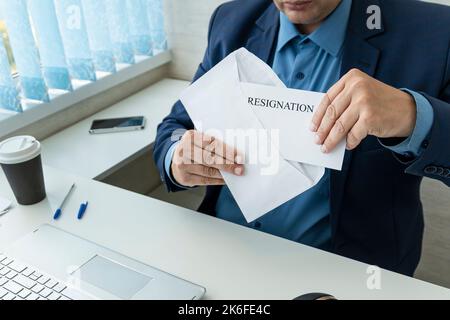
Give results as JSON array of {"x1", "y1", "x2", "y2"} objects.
[
  {"x1": 321, "y1": 107, "x2": 359, "y2": 153},
  {"x1": 203, "y1": 137, "x2": 241, "y2": 164},
  {"x1": 315, "y1": 90, "x2": 352, "y2": 145},
  {"x1": 346, "y1": 120, "x2": 368, "y2": 150},
  {"x1": 185, "y1": 174, "x2": 225, "y2": 187},
  {"x1": 183, "y1": 144, "x2": 218, "y2": 165},
  {"x1": 185, "y1": 164, "x2": 223, "y2": 179},
  {"x1": 189, "y1": 130, "x2": 241, "y2": 164},
  {"x1": 188, "y1": 130, "x2": 214, "y2": 149},
  {"x1": 311, "y1": 93, "x2": 331, "y2": 132},
  {"x1": 311, "y1": 78, "x2": 346, "y2": 131},
  {"x1": 183, "y1": 145, "x2": 244, "y2": 176}
]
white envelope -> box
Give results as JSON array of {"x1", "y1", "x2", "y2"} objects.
[{"x1": 180, "y1": 48, "x2": 325, "y2": 222}]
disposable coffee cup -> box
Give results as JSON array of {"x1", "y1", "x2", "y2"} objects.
[{"x1": 0, "y1": 136, "x2": 46, "y2": 205}]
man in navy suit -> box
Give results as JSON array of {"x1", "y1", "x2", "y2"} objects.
[{"x1": 154, "y1": 0, "x2": 450, "y2": 276}]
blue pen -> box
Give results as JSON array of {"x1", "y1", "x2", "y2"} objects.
[
  {"x1": 53, "y1": 183, "x2": 76, "y2": 220},
  {"x1": 77, "y1": 201, "x2": 89, "y2": 220}
]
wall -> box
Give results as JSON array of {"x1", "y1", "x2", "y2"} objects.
[
  {"x1": 165, "y1": 0, "x2": 228, "y2": 80},
  {"x1": 416, "y1": 179, "x2": 450, "y2": 288}
]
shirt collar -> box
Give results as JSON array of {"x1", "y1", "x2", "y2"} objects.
[{"x1": 276, "y1": 0, "x2": 353, "y2": 57}]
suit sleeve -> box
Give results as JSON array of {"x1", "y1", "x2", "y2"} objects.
[
  {"x1": 401, "y1": 47, "x2": 450, "y2": 187},
  {"x1": 153, "y1": 5, "x2": 222, "y2": 192}
]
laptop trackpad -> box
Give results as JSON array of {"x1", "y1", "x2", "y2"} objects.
[{"x1": 73, "y1": 255, "x2": 152, "y2": 299}]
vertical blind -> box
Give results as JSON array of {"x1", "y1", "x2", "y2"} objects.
[{"x1": 0, "y1": 0, "x2": 167, "y2": 113}]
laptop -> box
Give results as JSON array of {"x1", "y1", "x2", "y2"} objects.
[{"x1": 0, "y1": 224, "x2": 206, "y2": 300}]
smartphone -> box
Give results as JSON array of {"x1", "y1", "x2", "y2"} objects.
[{"x1": 89, "y1": 116, "x2": 146, "y2": 134}]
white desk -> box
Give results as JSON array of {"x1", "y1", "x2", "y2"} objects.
[
  {"x1": 41, "y1": 79, "x2": 189, "y2": 180},
  {"x1": 1, "y1": 166, "x2": 449, "y2": 300}
]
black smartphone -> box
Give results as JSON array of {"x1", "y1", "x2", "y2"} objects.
[{"x1": 89, "y1": 116, "x2": 146, "y2": 134}]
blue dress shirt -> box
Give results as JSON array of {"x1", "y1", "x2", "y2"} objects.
[{"x1": 165, "y1": 0, "x2": 434, "y2": 249}]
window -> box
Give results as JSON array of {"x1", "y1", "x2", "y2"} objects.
[{"x1": 0, "y1": 0, "x2": 167, "y2": 117}]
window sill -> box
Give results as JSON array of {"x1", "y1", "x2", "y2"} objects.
[
  {"x1": 0, "y1": 51, "x2": 172, "y2": 139},
  {"x1": 40, "y1": 78, "x2": 189, "y2": 180}
]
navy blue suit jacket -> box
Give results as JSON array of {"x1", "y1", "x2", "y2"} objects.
[{"x1": 154, "y1": 0, "x2": 450, "y2": 276}]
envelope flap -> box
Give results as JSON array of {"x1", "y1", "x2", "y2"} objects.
[{"x1": 235, "y1": 49, "x2": 285, "y2": 87}]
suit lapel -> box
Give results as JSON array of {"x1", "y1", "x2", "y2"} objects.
[
  {"x1": 245, "y1": 3, "x2": 280, "y2": 66},
  {"x1": 330, "y1": 0, "x2": 384, "y2": 241}
]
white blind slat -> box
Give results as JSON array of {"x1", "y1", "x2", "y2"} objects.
[
  {"x1": 105, "y1": 0, "x2": 135, "y2": 65},
  {"x1": 54, "y1": 0, "x2": 97, "y2": 81},
  {"x1": 126, "y1": 0, "x2": 153, "y2": 56},
  {"x1": 81, "y1": 0, "x2": 116, "y2": 73},
  {"x1": 0, "y1": 35, "x2": 22, "y2": 112},
  {"x1": 27, "y1": 0, "x2": 73, "y2": 91},
  {"x1": 0, "y1": 0, "x2": 49, "y2": 102},
  {"x1": 148, "y1": 0, "x2": 167, "y2": 54}
]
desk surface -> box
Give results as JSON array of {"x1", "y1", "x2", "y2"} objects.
[
  {"x1": 1, "y1": 166, "x2": 449, "y2": 300},
  {"x1": 41, "y1": 79, "x2": 189, "y2": 180}
]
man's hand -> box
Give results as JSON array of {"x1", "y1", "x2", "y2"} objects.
[
  {"x1": 310, "y1": 69, "x2": 417, "y2": 153},
  {"x1": 171, "y1": 130, "x2": 245, "y2": 187}
]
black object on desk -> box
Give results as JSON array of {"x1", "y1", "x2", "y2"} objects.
[{"x1": 293, "y1": 293, "x2": 337, "y2": 300}]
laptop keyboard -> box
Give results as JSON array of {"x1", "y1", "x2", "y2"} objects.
[{"x1": 0, "y1": 253, "x2": 85, "y2": 300}]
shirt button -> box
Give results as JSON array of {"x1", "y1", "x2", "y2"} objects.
[
  {"x1": 421, "y1": 140, "x2": 429, "y2": 149},
  {"x1": 296, "y1": 72, "x2": 305, "y2": 80},
  {"x1": 254, "y1": 222, "x2": 262, "y2": 229}
]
